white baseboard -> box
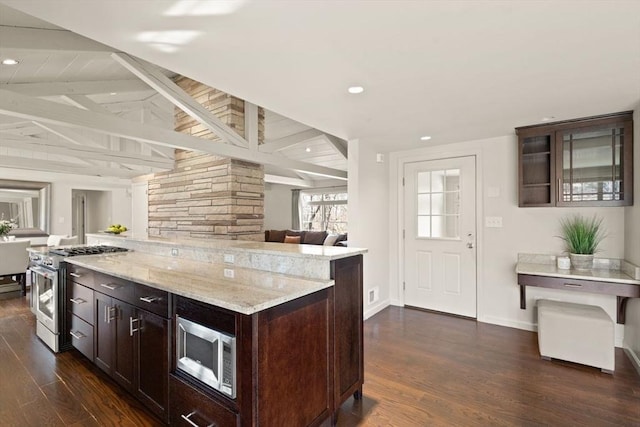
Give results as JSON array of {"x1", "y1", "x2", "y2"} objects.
[
  {"x1": 623, "y1": 347, "x2": 640, "y2": 377},
  {"x1": 364, "y1": 299, "x2": 390, "y2": 320},
  {"x1": 478, "y1": 315, "x2": 537, "y2": 332}
]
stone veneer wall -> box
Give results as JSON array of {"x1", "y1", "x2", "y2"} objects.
[{"x1": 148, "y1": 77, "x2": 265, "y2": 240}]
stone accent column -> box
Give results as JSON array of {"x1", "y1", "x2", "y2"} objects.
[{"x1": 147, "y1": 77, "x2": 265, "y2": 240}]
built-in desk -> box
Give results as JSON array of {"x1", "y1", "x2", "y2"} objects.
[{"x1": 516, "y1": 254, "x2": 640, "y2": 324}]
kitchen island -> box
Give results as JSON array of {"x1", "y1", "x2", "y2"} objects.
[{"x1": 64, "y1": 241, "x2": 366, "y2": 426}]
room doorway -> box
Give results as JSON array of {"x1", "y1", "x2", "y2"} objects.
[
  {"x1": 71, "y1": 192, "x2": 86, "y2": 244},
  {"x1": 403, "y1": 156, "x2": 477, "y2": 317}
]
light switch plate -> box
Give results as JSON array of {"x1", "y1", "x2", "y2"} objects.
[
  {"x1": 224, "y1": 254, "x2": 235, "y2": 264},
  {"x1": 485, "y1": 216, "x2": 503, "y2": 228}
]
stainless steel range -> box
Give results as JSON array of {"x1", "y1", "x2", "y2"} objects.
[{"x1": 29, "y1": 245, "x2": 129, "y2": 352}]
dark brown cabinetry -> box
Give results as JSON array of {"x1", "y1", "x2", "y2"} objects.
[
  {"x1": 67, "y1": 265, "x2": 171, "y2": 422},
  {"x1": 68, "y1": 281, "x2": 94, "y2": 360},
  {"x1": 67, "y1": 253, "x2": 363, "y2": 426},
  {"x1": 517, "y1": 111, "x2": 633, "y2": 207},
  {"x1": 170, "y1": 255, "x2": 364, "y2": 426}
]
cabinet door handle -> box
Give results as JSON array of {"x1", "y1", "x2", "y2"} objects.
[
  {"x1": 70, "y1": 330, "x2": 86, "y2": 340},
  {"x1": 69, "y1": 298, "x2": 86, "y2": 305},
  {"x1": 181, "y1": 411, "x2": 215, "y2": 427},
  {"x1": 139, "y1": 296, "x2": 158, "y2": 303},
  {"x1": 105, "y1": 306, "x2": 117, "y2": 323},
  {"x1": 564, "y1": 283, "x2": 582, "y2": 288},
  {"x1": 557, "y1": 179, "x2": 562, "y2": 201},
  {"x1": 129, "y1": 317, "x2": 140, "y2": 336},
  {"x1": 69, "y1": 272, "x2": 81, "y2": 278},
  {"x1": 100, "y1": 283, "x2": 121, "y2": 290}
]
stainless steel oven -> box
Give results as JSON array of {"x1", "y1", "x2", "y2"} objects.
[
  {"x1": 31, "y1": 265, "x2": 59, "y2": 352},
  {"x1": 176, "y1": 315, "x2": 236, "y2": 398}
]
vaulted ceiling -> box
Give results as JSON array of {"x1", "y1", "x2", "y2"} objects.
[
  {"x1": 0, "y1": 3, "x2": 347, "y2": 186},
  {"x1": 1, "y1": 1, "x2": 639, "y2": 185}
]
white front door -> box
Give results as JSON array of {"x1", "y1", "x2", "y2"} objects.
[{"x1": 404, "y1": 156, "x2": 477, "y2": 317}]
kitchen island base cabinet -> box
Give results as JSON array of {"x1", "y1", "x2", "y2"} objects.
[
  {"x1": 172, "y1": 289, "x2": 334, "y2": 427},
  {"x1": 67, "y1": 264, "x2": 171, "y2": 423},
  {"x1": 95, "y1": 295, "x2": 170, "y2": 422},
  {"x1": 331, "y1": 256, "x2": 364, "y2": 411}
]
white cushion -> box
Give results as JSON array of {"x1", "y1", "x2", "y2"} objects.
[{"x1": 323, "y1": 234, "x2": 339, "y2": 246}]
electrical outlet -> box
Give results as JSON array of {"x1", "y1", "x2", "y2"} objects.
[
  {"x1": 224, "y1": 254, "x2": 235, "y2": 264},
  {"x1": 224, "y1": 268, "x2": 235, "y2": 279},
  {"x1": 485, "y1": 216, "x2": 503, "y2": 228},
  {"x1": 171, "y1": 248, "x2": 179, "y2": 256},
  {"x1": 368, "y1": 287, "x2": 379, "y2": 304}
]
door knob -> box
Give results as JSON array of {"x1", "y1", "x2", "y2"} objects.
[{"x1": 467, "y1": 242, "x2": 474, "y2": 249}]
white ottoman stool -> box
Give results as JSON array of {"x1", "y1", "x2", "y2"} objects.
[{"x1": 537, "y1": 299, "x2": 614, "y2": 373}]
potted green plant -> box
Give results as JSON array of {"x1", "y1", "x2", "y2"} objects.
[{"x1": 558, "y1": 214, "x2": 605, "y2": 270}]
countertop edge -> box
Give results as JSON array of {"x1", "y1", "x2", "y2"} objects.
[
  {"x1": 64, "y1": 255, "x2": 335, "y2": 315},
  {"x1": 86, "y1": 233, "x2": 368, "y2": 260},
  {"x1": 515, "y1": 263, "x2": 640, "y2": 286}
]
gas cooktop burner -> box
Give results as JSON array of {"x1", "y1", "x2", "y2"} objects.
[{"x1": 49, "y1": 245, "x2": 129, "y2": 257}]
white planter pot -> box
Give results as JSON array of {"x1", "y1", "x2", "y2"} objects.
[{"x1": 569, "y1": 253, "x2": 594, "y2": 270}]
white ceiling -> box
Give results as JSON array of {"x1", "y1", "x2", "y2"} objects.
[{"x1": 1, "y1": 0, "x2": 639, "y2": 162}]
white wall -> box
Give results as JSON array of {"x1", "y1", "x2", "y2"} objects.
[
  {"x1": 388, "y1": 134, "x2": 627, "y2": 344},
  {"x1": 264, "y1": 183, "x2": 294, "y2": 230},
  {"x1": 0, "y1": 168, "x2": 131, "y2": 236},
  {"x1": 348, "y1": 140, "x2": 390, "y2": 319},
  {"x1": 623, "y1": 106, "x2": 640, "y2": 371}
]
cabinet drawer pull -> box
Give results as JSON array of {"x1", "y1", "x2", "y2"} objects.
[
  {"x1": 139, "y1": 296, "x2": 158, "y2": 303},
  {"x1": 100, "y1": 283, "x2": 121, "y2": 290},
  {"x1": 69, "y1": 272, "x2": 81, "y2": 278},
  {"x1": 181, "y1": 411, "x2": 214, "y2": 427},
  {"x1": 69, "y1": 298, "x2": 86, "y2": 305},
  {"x1": 129, "y1": 317, "x2": 140, "y2": 336},
  {"x1": 564, "y1": 283, "x2": 582, "y2": 288},
  {"x1": 70, "y1": 330, "x2": 86, "y2": 340}
]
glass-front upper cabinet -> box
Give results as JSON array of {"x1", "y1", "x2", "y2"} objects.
[{"x1": 517, "y1": 111, "x2": 633, "y2": 207}]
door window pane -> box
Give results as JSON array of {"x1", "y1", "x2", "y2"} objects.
[{"x1": 416, "y1": 169, "x2": 461, "y2": 239}]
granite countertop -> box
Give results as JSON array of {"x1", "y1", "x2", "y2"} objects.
[
  {"x1": 516, "y1": 253, "x2": 640, "y2": 285},
  {"x1": 86, "y1": 233, "x2": 367, "y2": 261},
  {"x1": 64, "y1": 252, "x2": 334, "y2": 315}
]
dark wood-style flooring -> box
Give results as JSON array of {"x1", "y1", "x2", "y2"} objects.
[{"x1": 1, "y1": 294, "x2": 638, "y2": 426}]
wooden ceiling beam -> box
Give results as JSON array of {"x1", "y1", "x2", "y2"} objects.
[
  {"x1": 0, "y1": 155, "x2": 142, "y2": 179},
  {"x1": 0, "y1": 89, "x2": 347, "y2": 180},
  {"x1": 112, "y1": 53, "x2": 249, "y2": 148},
  {"x1": 260, "y1": 129, "x2": 324, "y2": 153},
  {"x1": 4, "y1": 80, "x2": 150, "y2": 97}
]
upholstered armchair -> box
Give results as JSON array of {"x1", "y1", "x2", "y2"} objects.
[{"x1": 0, "y1": 240, "x2": 30, "y2": 296}]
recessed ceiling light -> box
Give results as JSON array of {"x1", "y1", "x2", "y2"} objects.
[
  {"x1": 109, "y1": 92, "x2": 117, "y2": 96},
  {"x1": 305, "y1": 147, "x2": 311, "y2": 153},
  {"x1": 347, "y1": 86, "x2": 364, "y2": 94},
  {"x1": 420, "y1": 136, "x2": 432, "y2": 141},
  {"x1": 541, "y1": 116, "x2": 555, "y2": 122},
  {"x1": 2, "y1": 58, "x2": 19, "y2": 65}
]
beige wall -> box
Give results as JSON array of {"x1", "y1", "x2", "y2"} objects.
[
  {"x1": 349, "y1": 139, "x2": 390, "y2": 319},
  {"x1": 0, "y1": 167, "x2": 131, "y2": 237},
  {"x1": 387, "y1": 133, "x2": 627, "y2": 344},
  {"x1": 623, "y1": 106, "x2": 640, "y2": 369}
]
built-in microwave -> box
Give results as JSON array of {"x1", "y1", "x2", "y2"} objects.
[{"x1": 176, "y1": 315, "x2": 236, "y2": 399}]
